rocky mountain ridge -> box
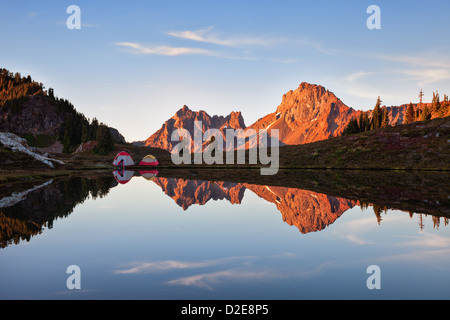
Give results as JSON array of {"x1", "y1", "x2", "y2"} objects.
[
  {"x1": 143, "y1": 105, "x2": 246, "y2": 151},
  {"x1": 142, "y1": 82, "x2": 423, "y2": 151}
]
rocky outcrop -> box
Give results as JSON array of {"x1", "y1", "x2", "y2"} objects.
[
  {"x1": 143, "y1": 105, "x2": 246, "y2": 151},
  {"x1": 0, "y1": 93, "x2": 127, "y2": 149},
  {"x1": 109, "y1": 127, "x2": 126, "y2": 144},
  {"x1": 247, "y1": 82, "x2": 359, "y2": 147},
  {"x1": 0, "y1": 95, "x2": 65, "y2": 137},
  {"x1": 0, "y1": 132, "x2": 64, "y2": 168}
]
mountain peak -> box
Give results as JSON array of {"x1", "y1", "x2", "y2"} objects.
[
  {"x1": 224, "y1": 111, "x2": 246, "y2": 129},
  {"x1": 247, "y1": 82, "x2": 356, "y2": 145},
  {"x1": 278, "y1": 82, "x2": 339, "y2": 114},
  {"x1": 144, "y1": 106, "x2": 246, "y2": 150},
  {"x1": 298, "y1": 81, "x2": 324, "y2": 90},
  {"x1": 176, "y1": 105, "x2": 192, "y2": 116}
]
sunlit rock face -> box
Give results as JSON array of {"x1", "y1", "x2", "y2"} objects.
[
  {"x1": 144, "y1": 105, "x2": 246, "y2": 151},
  {"x1": 247, "y1": 82, "x2": 359, "y2": 147},
  {"x1": 152, "y1": 177, "x2": 355, "y2": 234}
]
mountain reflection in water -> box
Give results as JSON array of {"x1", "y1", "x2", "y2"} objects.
[
  {"x1": 152, "y1": 177, "x2": 355, "y2": 235},
  {"x1": 0, "y1": 169, "x2": 449, "y2": 249}
]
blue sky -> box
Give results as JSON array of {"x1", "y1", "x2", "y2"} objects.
[{"x1": 1, "y1": 0, "x2": 449, "y2": 141}]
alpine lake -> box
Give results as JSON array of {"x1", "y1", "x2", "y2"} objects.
[{"x1": 1, "y1": 168, "x2": 449, "y2": 300}]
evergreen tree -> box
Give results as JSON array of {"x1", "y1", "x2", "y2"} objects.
[
  {"x1": 441, "y1": 95, "x2": 449, "y2": 117},
  {"x1": 418, "y1": 105, "x2": 430, "y2": 121},
  {"x1": 90, "y1": 118, "x2": 99, "y2": 141},
  {"x1": 358, "y1": 112, "x2": 365, "y2": 132},
  {"x1": 0, "y1": 68, "x2": 43, "y2": 111},
  {"x1": 342, "y1": 117, "x2": 360, "y2": 135},
  {"x1": 415, "y1": 107, "x2": 421, "y2": 120},
  {"x1": 371, "y1": 97, "x2": 382, "y2": 130},
  {"x1": 62, "y1": 117, "x2": 74, "y2": 153},
  {"x1": 360, "y1": 112, "x2": 370, "y2": 132},
  {"x1": 405, "y1": 103, "x2": 415, "y2": 124},
  {"x1": 432, "y1": 91, "x2": 441, "y2": 114},
  {"x1": 81, "y1": 122, "x2": 89, "y2": 143},
  {"x1": 380, "y1": 107, "x2": 389, "y2": 128},
  {"x1": 93, "y1": 125, "x2": 115, "y2": 155}
]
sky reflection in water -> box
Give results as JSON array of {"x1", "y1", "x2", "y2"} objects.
[{"x1": 0, "y1": 172, "x2": 449, "y2": 300}]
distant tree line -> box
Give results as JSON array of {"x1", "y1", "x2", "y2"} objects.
[
  {"x1": 343, "y1": 96, "x2": 390, "y2": 135},
  {"x1": 0, "y1": 69, "x2": 43, "y2": 114},
  {"x1": 404, "y1": 91, "x2": 449, "y2": 124},
  {"x1": 0, "y1": 68, "x2": 116, "y2": 154},
  {"x1": 343, "y1": 92, "x2": 450, "y2": 135},
  {"x1": 57, "y1": 98, "x2": 114, "y2": 154}
]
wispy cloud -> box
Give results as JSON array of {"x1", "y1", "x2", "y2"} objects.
[
  {"x1": 297, "y1": 261, "x2": 339, "y2": 279},
  {"x1": 116, "y1": 27, "x2": 332, "y2": 62},
  {"x1": 333, "y1": 71, "x2": 398, "y2": 104},
  {"x1": 344, "y1": 71, "x2": 375, "y2": 82},
  {"x1": 168, "y1": 27, "x2": 334, "y2": 57},
  {"x1": 337, "y1": 216, "x2": 379, "y2": 245},
  {"x1": 114, "y1": 255, "x2": 338, "y2": 291},
  {"x1": 375, "y1": 249, "x2": 450, "y2": 264},
  {"x1": 165, "y1": 260, "x2": 339, "y2": 290},
  {"x1": 269, "y1": 58, "x2": 299, "y2": 64},
  {"x1": 114, "y1": 42, "x2": 216, "y2": 56},
  {"x1": 374, "y1": 53, "x2": 450, "y2": 69},
  {"x1": 372, "y1": 53, "x2": 450, "y2": 85},
  {"x1": 114, "y1": 259, "x2": 221, "y2": 274},
  {"x1": 398, "y1": 68, "x2": 450, "y2": 86},
  {"x1": 166, "y1": 268, "x2": 271, "y2": 291},
  {"x1": 398, "y1": 232, "x2": 450, "y2": 249},
  {"x1": 115, "y1": 26, "x2": 335, "y2": 64},
  {"x1": 27, "y1": 12, "x2": 39, "y2": 18},
  {"x1": 168, "y1": 26, "x2": 279, "y2": 48},
  {"x1": 113, "y1": 256, "x2": 256, "y2": 274},
  {"x1": 294, "y1": 38, "x2": 335, "y2": 56}
]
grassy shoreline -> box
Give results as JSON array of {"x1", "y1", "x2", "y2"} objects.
[
  {"x1": 1, "y1": 116, "x2": 449, "y2": 185},
  {"x1": 2, "y1": 165, "x2": 450, "y2": 184}
]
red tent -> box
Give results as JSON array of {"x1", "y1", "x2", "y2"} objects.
[
  {"x1": 139, "y1": 169, "x2": 159, "y2": 181},
  {"x1": 113, "y1": 170, "x2": 134, "y2": 185},
  {"x1": 113, "y1": 151, "x2": 135, "y2": 167},
  {"x1": 139, "y1": 154, "x2": 159, "y2": 167}
]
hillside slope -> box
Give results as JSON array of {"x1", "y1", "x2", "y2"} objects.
[
  {"x1": 0, "y1": 68, "x2": 126, "y2": 154},
  {"x1": 279, "y1": 116, "x2": 450, "y2": 170}
]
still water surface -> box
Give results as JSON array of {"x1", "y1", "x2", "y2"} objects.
[{"x1": 0, "y1": 170, "x2": 449, "y2": 300}]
